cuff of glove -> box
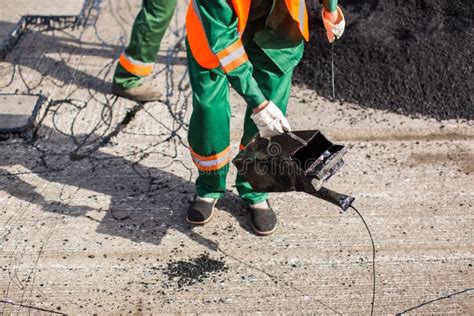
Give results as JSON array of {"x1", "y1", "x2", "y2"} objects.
[
  {"x1": 251, "y1": 101, "x2": 277, "y2": 126},
  {"x1": 322, "y1": 6, "x2": 344, "y2": 28}
]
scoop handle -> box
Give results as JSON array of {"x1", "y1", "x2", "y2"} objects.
[
  {"x1": 286, "y1": 131, "x2": 308, "y2": 146},
  {"x1": 308, "y1": 186, "x2": 355, "y2": 211}
]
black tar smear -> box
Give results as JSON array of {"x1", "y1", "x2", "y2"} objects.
[
  {"x1": 163, "y1": 253, "x2": 229, "y2": 289},
  {"x1": 296, "y1": 0, "x2": 473, "y2": 121}
]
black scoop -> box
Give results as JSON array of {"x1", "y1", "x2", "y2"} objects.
[{"x1": 233, "y1": 130, "x2": 354, "y2": 211}]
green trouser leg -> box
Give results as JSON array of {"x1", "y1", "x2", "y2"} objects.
[
  {"x1": 186, "y1": 40, "x2": 231, "y2": 200},
  {"x1": 113, "y1": 0, "x2": 177, "y2": 89},
  {"x1": 186, "y1": 38, "x2": 299, "y2": 204},
  {"x1": 236, "y1": 40, "x2": 295, "y2": 205}
]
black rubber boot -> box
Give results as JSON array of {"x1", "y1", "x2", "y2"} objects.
[
  {"x1": 186, "y1": 197, "x2": 217, "y2": 225},
  {"x1": 248, "y1": 202, "x2": 277, "y2": 236}
]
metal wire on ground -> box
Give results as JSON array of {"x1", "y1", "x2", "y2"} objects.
[
  {"x1": 331, "y1": 43, "x2": 335, "y2": 99},
  {"x1": 396, "y1": 288, "x2": 474, "y2": 315},
  {"x1": 350, "y1": 205, "x2": 376, "y2": 316}
]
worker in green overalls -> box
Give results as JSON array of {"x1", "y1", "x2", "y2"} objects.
[
  {"x1": 112, "y1": 0, "x2": 177, "y2": 102},
  {"x1": 185, "y1": 0, "x2": 345, "y2": 235}
]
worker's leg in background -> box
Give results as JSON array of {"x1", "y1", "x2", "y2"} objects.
[
  {"x1": 112, "y1": 0, "x2": 177, "y2": 100},
  {"x1": 236, "y1": 39, "x2": 302, "y2": 205},
  {"x1": 186, "y1": 41, "x2": 232, "y2": 200}
]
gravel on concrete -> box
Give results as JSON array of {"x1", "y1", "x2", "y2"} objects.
[{"x1": 163, "y1": 253, "x2": 228, "y2": 289}]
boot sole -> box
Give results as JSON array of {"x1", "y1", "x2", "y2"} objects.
[
  {"x1": 186, "y1": 209, "x2": 214, "y2": 225},
  {"x1": 111, "y1": 86, "x2": 162, "y2": 103},
  {"x1": 250, "y1": 222, "x2": 277, "y2": 236}
]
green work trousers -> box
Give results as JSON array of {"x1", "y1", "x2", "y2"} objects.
[
  {"x1": 113, "y1": 0, "x2": 177, "y2": 89},
  {"x1": 186, "y1": 38, "x2": 303, "y2": 205}
]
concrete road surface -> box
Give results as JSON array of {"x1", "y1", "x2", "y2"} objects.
[
  {"x1": 0, "y1": 0, "x2": 472, "y2": 314},
  {"x1": 0, "y1": 0, "x2": 84, "y2": 40}
]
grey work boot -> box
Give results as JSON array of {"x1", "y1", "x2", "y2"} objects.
[
  {"x1": 186, "y1": 196, "x2": 217, "y2": 225},
  {"x1": 248, "y1": 201, "x2": 277, "y2": 236},
  {"x1": 111, "y1": 82, "x2": 162, "y2": 102}
]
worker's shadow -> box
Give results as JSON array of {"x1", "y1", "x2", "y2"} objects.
[{"x1": 0, "y1": 126, "x2": 251, "y2": 250}]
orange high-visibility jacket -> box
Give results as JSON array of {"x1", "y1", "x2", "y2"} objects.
[{"x1": 186, "y1": 0, "x2": 309, "y2": 70}]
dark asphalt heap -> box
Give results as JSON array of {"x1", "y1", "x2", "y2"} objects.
[
  {"x1": 295, "y1": 0, "x2": 473, "y2": 120},
  {"x1": 163, "y1": 253, "x2": 228, "y2": 289}
]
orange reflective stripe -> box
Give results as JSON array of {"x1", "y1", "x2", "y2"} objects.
[
  {"x1": 186, "y1": 0, "x2": 220, "y2": 69},
  {"x1": 212, "y1": 156, "x2": 231, "y2": 171},
  {"x1": 186, "y1": 0, "x2": 310, "y2": 71},
  {"x1": 216, "y1": 40, "x2": 242, "y2": 60},
  {"x1": 222, "y1": 53, "x2": 248, "y2": 73},
  {"x1": 193, "y1": 156, "x2": 231, "y2": 172},
  {"x1": 119, "y1": 52, "x2": 153, "y2": 77},
  {"x1": 186, "y1": 0, "x2": 250, "y2": 70},
  {"x1": 190, "y1": 146, "x2": 231, "y2": 172},
  {"x1": 190, "y1": 146, "x2": 230, "y2": 161},
  {"x1": 216, "y1": 39, "x2": 248, "y2": 73},
  {"x1": 285, "y1": 0, "x2": 309, "y2": 41}
]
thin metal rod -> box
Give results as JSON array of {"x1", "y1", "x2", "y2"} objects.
[
  {"x1": 350, "y1": 205, "x2": 376, "y2": 316},
  {"x1": 331, "y1": 43, "x2": 336, "y2": 99}
]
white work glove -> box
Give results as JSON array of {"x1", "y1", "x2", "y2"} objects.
[
  {"x1": 322, "y1": 6, "x2": 345, "y2": 43},
  {"x1": 251, "y1": 101, "x2": 291, "y2": 138}
]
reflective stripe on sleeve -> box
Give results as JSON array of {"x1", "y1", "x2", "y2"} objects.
[{"x1": 216, "y1": 39, "x2": 249, "y2": 73}]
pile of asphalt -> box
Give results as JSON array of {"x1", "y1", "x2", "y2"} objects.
[
  {"x1": 295, "y1": 0, "x2": 473, "y2": 120},
  {"x1": 163, "y1": 253, "x2": 228, "y2": 289}
]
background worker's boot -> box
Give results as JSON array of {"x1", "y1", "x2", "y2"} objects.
[
  {"x1": 248, "y1": 201, "x2": 277, "y2": 236},
  {"x1": 186, "y1": 196, "x2": 217, "y2": 225},
  {"x1": 112, "y1": 82, "x2": 162, "y2": 102}
]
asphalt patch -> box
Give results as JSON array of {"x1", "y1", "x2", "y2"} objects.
[
  {"x1": 295, "y1": 0, "x2": 473, "y2": 120},
  {"x1": 163, "y1": 253, "x2": 228, "y2": 289}
]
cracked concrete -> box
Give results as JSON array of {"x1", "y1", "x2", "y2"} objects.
[{"x1": 0, "y1": 0, "x2": 473, "y2": 314}]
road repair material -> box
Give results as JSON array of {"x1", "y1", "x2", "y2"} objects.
[
  {"x1": 233, "y1": 130, "x2": 354, "y2": 210},
  {"x1": 295, "y1": 0, "x2": 473, "y2": 120},
  {"x1": 163, "y1": 253, "x2": 228, "y2": 289},
  {"x1": 0, "y1": 94, "x2": 46, "y2": 141}
]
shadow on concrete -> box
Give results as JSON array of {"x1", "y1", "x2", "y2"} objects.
[
  {"x1": 0, "y1": 125, "x2": 253, "y2": 250},
  {"x1": 0, "y1": 21, "x2": 118, "y2": 94},
  {"x1": 0, "y1": 21, "x2": 184, "y2": 94}
]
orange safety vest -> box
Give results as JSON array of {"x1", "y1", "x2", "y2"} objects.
[{"x1": 186, "y1": 0, "x2": 309, "y2": 70}]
